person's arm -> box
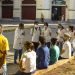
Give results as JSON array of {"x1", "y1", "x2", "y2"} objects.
[
  {"x1": 49, "y1": 28, "x2": 51, "y2": 36},
  {"x1": 30, "y1": 28, "x2": 34, "y2": 36},
  {"x1": 19, "y1": 53, "x2": 27, "y2": 71},
  {"x1": 61, "y1": 43, "x2": 68, "y2": 54}
]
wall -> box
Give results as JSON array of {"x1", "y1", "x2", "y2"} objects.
[
  {"x1": 36, "y1": 0, "x2": 52, "y2": 22},
  {"x1": 13, "y1": 0, "x2": 21, "y2": 20},
  {"x1": 68, "y1": 0, "x2": 75, "y2": 23}
]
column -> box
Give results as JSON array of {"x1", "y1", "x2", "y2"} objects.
[
  {"x1": 13, "y1": 0, "x2": 21, "y2": 20},
  {"x1": 36, "y1": 0, "x2": 52, "y2": 22},
  {"x1": 68, "y1": 0, "x2": 75, "y2": 23},
  {"x1": 0, "y1": 1, "x2": 2, "y2": 19}
]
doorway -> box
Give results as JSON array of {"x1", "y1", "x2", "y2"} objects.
[{"x1": 52, "y1": 6, "x2": 66, "y2": 21}]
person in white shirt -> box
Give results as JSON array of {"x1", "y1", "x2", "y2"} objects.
[
  {"x1": 42, "y1": 22, "x2": 51, "y2": 48},
  {"x1": 30, "y1": 21, "x2": 41, "y2": 51},
  {"x1": 13, "y1": 23, "x2": 25, "y2": 64},
  {"x1": 66, "y1": 26, "x2": 74, "y2": 55},
  {"x1": 72, "y1": 31, "x2": 75, "y2": 56},
  {"x1": 60, "y1": 33, "x2": 71, "y2": 59},
  {"x1": 57, "y1": 24, "x2": 66, "y2": 52},
  {"x1": 18, "y1": 41, "x2": 36, "y2": 75}
]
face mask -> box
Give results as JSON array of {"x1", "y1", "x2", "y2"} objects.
[
  {"x1": 66, "y1": 28, "x2": 69, "y2": 31},
  {"x1": 35, "y1": 25, "x2": 38, "y2": 29}
]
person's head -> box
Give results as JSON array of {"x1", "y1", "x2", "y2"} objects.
[
  {"x1": 0, "y1": 24, "x2": 3, "y2": 34},
  {"x1": 19, "y1": 23, "x2": 24, "y2": 29},
  {"x1": 30, "y1": 42, "x2": 34, "y2": 50},
  {"x1": 58, "y1": 24, "x2": 64, "y2": 29},
  {"x1": 39, "y1": 36, "x2": 45, "y2": 45},
  {"x1": 24, "y1": 41, "x2": 31, "y2": 51},
  {"x1": 34, "y1": 21, "x2": 38, "y2": 26},
  {"x1": 51, "y1": 38, "x2": 57, "y2": 45},
  {"x1": 68, "y1": 26, "x2": 74, "y2": 32},
  {"x1": 34, "y1": 21, "x2": 39, "y2": 28},
  {"x1": 44, "y1": 22, "x2": 48, "y2": 29},
  {"x1": 63, "y1": 33, "x2": 71, "y2": 41}
]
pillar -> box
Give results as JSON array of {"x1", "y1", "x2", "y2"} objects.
[
  {"x1": 13, "y1": 0, "x2": 21, "y2": 20},
  {"x1": 68, "y1": 0, "x2": 75, "y2": 23},
  {"x1": 36, "y1": 0, "x2": 52, "y2": 22}
]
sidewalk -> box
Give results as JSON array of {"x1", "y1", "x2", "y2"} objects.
[{"x1": 0, "y1": 51, "x2": 19, "y2": 75}]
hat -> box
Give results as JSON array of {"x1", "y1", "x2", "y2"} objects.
[{"x1": 64, "y1": 33, "x2": 71, "y2": 38}]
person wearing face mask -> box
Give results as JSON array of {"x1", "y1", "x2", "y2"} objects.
[
  {"x1": 30, "y1": 21, "x2": 41, "y2": 51},
  {"x1": 41, "y1": 22, "x2": 51, "y2": 48},
  {"x1": 13, "y1": 23, "x2": 25, "y2": 64}
]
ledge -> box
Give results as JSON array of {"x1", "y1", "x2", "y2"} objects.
[{"x1": 33, "y1": 56, "x2": 74, "y2": 75}]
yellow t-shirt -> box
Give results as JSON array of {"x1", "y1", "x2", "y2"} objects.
[{"x1": 0, "y1": 34, "x2": 9, "y2": 64}]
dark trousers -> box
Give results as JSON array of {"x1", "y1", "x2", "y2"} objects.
[{"x1": 14, "y1": 49, "x2": 22, "y2": 63}]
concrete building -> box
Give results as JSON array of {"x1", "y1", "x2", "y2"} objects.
[{"x1": 0, "y1": 0, "x2": 75, "y2": 23}]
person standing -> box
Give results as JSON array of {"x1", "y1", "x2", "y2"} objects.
[
  {"x1": 0, "y1": 24, "x2": 9, "y2": 75},
  {"x1": 30, "y1": 21, "x2": 41, "y2": 51},
  {"x1": 13, "y1": 23, "x2": 25, "y2": 64},
  {"x1": 42, "y1": 22, "x2": 51, "y2": 48}
]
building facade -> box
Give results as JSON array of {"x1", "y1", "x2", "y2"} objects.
[{"x1": 0, "y1": 0, "x2": 75, "y2": 23}]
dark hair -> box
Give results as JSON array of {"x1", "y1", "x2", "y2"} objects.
[
  {"x1": 44, "y1": 22, "x2": 48, "y2": 27},
  {"x1": 19, "y1": 23, "x2": 24, "y2": 29},
  {"x1": 39, "y1": 36, "x2": 45, "y2": 45},
  {"x1": 34, "y1": 21, "x2": 38, "y2": 25},
  {"x1": 30, "y1": 43, "x2": 34, "y2": 50},
  {"x1": 24, "y1": 41, "x2": 31, "y2": 50},
  {"x1": 69, "y1": 26, "x2": 74, "y2": 32},
  {"x1": 58, "y1": 24, "x2": 64, "y2": 29},
  {"x1": 51, "y1": 38, "x2": 57, "y2": 45}
]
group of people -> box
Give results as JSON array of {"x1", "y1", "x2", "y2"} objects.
[{"x1": 0, "y1": 22, "x2": 75, "y2": 75}]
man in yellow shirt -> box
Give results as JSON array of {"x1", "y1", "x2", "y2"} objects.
[{"x1": 0, "y1": 24, "x2": 9, "y2": 75}]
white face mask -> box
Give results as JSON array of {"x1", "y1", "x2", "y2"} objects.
[
  {"x1": 66, "y1": 28, "x2": 69, "y2": 31},
  {"x1": 34, "y1": 25, "x2": 38, "y2": 29}
]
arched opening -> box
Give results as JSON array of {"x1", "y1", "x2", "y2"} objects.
[
  {"x1": 2, "y1": 0, "x2": 13, "y2": 19},
  {"x1": 22, "y1": 0, "x2": 36, "y2": 20}
]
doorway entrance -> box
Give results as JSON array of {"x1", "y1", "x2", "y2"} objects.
[
  {"x1": 22, "y1": 0, "x2": 36, "y2": 20},
  {"x1": 52, "y1": 6, "x2": 66, "y2": 21}
]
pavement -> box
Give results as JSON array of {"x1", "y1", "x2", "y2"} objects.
[{"x1": 0, "y1": 51, "x2": 19, "y2": 75}]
